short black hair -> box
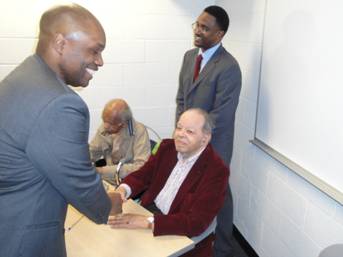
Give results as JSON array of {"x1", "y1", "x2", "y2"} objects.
[{"x1": 204, "y1": 5, "x2": 229, "y2": 33}]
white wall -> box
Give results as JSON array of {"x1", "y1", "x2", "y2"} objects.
[
  {"x1": 216, "y1": 0, "x2": 343, "y2": 256},
  {"x1": 0, "y1": 0, "x2": 213, "y2": 139},
  {"x1": 2, "y1": 1, "x2": 342, "y2": 256}
]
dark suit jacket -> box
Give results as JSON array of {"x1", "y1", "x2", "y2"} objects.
[
  {"x1": 176, "y1": 45, "x2": 242, "y2": 166},
  {"x1": 123, "y1": 139, "x2": 229, "y2": 238},
  {"x1": 0, "y1": 55, "x2": 111, "y2": 257}
]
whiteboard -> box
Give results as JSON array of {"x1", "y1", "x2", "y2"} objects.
[{"x1": 254, "y1": 0, "x2": 343, "y2": 203}]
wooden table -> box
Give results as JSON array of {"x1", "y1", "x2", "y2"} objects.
[{"x1": 65, "y1": 200, "x2": 194, "y2": 257}]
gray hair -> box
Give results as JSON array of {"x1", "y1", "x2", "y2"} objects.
[{"x1": 103, "y1": 99, "x2": 133, "y2": 123}]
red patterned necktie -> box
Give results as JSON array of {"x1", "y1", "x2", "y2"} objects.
[{"x1": 193, "y1": 54, "x2": 203, "y2": 82}]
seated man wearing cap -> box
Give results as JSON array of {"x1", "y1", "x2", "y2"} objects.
[
  {"x1": 108, "y1": 108, "x2": 229, "y2": 257},
  {"x1": 89, "y1": 98, "x2": 151, "y2": 186}
]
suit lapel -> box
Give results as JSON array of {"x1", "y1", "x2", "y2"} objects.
[
  {"x1": 150, "y1": 146, "x2": 178, "y2": 199},
  {"x1": 189, "y1": 49, "x2": 199, "y2": 85},
  {"x1": 186, "y1": 46, "x2": 224, "y2": 97}
]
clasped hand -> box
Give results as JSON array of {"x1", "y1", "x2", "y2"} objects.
[{"x1": 107, "y1": 186, "x2": 152, "y2": 230}]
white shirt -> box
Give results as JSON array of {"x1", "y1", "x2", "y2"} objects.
[
  {"x1": 119, "y1": 147, "x2": 206, "y2": 213},
  {"x1": 198, "y1": 43, "x2": 221, "y2": 72},
  {"x1": 154, "y1": 148, "x2": 205, "y2": 214}
]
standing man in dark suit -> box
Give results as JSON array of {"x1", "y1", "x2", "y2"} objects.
[
  {"x1": 176, "y1": 5, "x2": 242, "y2": 257},
  {"x1": 0, "y1": 4, "x2": 117, "y2": 257}
]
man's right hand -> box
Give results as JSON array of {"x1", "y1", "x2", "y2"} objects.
[
  {"x1": 108, "y1": 191, "x2": 123, "y2": 215},
  {"x1": 115, "y1": 186, "x2": 127, "y2": 202}
]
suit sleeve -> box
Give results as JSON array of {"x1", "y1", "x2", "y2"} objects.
[
  {"x1": 122, "y1": 139, "x2": 172, "y2": 197},
  {"x1": 121, "y1": 148, "x2": 160, "y2": 197},
  {"x1": 209, "y1": 62, "x2": 242, "y2": 133},
  {"x1": 209, "y1": 62, "x2": 242, "y2": 165},
  {"x1": 26, "y1": 94, "x2": 111, "y2": 224}
]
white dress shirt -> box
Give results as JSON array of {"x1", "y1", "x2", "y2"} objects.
[
  {"x1": 198, "y1": 43, "x2": 221, "y2": 72},
  {"x1": 154, "y1": 147, "x2": 205, "y2": 214}
]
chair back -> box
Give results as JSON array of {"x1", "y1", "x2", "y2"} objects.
[{"x1": 145, "y1": 125, "x2": 162, "y2": 153}]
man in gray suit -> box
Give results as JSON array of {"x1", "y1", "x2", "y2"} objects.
[
  {"x1": 0, "y1": 4, "x2": 117, "y2": 257},
  {"x1": 176, "y1": 5, "x2": 242, "y2": 257}
]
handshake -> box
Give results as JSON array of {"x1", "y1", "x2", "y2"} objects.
[
  {"x1": 106, "y1": 185, "x2": 153, "y2": 230},
  {"x1": 106, "y1": 184, "x2": 127, "y2": 216},
  {"x1": 108, "y1": 191, "x2": 123, "y2": 215}
]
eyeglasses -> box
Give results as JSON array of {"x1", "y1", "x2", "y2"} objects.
[{"x1": 191, "y1": 22, "x2": 210, "y2": 33}]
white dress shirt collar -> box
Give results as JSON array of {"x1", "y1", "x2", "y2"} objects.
[
  {"x1": 198, "y1": 43, "x2": 221, "y2": 71},
  {"x1": 177, "y1": 146, "x2": 206, "y2": 164}
]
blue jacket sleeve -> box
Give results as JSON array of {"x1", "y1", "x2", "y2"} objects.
[{"x1": 26, "y1": 93, "x2": 111, "y2": 224}]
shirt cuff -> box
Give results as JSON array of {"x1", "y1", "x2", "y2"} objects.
[{"x1": 119, "y1": 183, "x2": 132, "y2": 199}]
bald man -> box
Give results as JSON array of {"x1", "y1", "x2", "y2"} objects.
[
  {"x1": 89, "y1": 99, "x2": 151, "y2": 186},
  {"x1": 0, "y1": 4, "x2": 116, "y2": 257}
]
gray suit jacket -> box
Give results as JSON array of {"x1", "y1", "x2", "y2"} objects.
[
  {"x1": 0, "y1": 55, "x2": 111, "y2": 257},
  {"x1": 176, "y1": 45, "x2": 242, "y2": 166}
]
